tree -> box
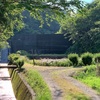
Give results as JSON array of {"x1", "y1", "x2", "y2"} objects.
[
  {"x1": 15, "y1": 10, "x2": 60, "y2": 34},
  {"x1": 59, "y1": 0, "x2": 100, "y2": 53},
  {"x1": 0, "y1": 0, "x2": 84, "y2": 47}
]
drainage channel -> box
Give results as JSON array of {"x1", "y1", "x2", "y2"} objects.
[{"x1": 0, "y1": 63, "x2": 16, "y2": 100}]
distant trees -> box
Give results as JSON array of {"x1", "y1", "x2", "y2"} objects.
[
  {"x1": 59, "y1": 0, "x2": 100, "y2": 53},
  {"x1": 15, "y1": 11, "x2": 60, "y2": 35}
]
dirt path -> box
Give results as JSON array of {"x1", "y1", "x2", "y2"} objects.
[
  {"x1": 58, "y1": 68, "x2": 100, "y2": 100},
  {"x1": 34, "y1": 66, "x2": 100, "y2": 100},
  {"x1": 34, "y1": 66, "x2": 65, "y2": 100}
]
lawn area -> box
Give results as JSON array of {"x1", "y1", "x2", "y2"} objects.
[{"x1": 74, "y1": 65, "x2": 100, "y2": 93}]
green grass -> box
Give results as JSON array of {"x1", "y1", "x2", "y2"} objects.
[
  {"x1": 25, "y1": 69, "x2": 52, "y2": 100},
  {"x1": 81, "y1": 77, "x2": 100, "y2": 92},
  {"x1": 74, "y1": 65, "x2": 100, "y2": 93},
  {"x1": 67, "y1": 94, "x2": 90, "y2": 100}
]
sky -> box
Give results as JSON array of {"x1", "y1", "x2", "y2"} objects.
[{"x1": 82, "y1": 0, "x2": 94, "y2": 3}]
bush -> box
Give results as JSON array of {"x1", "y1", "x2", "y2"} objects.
[
  {"x1": 94, "y1": 53, "x2": 100, "y2": 63},
  {"x1": 68, "y1": 53, "x2": 79, "y2": 66},
  {"x1": 81, "y1": 52, "x2": 93, "y2": 65},
  {"x1": 16, "y1": 50, "x2": 30, "y2": 56},
  {"x1": 15, "y1": 59, "x2": 24, "y2": 68},
  {"x1": 78, "y1": 58, "x2": 84, "y2": 66},
  {"x1": 8, "y1": 53, "x2": 20, "y2": 65},
  {"x1": 8, "y1": 53, "x2": 24, "y2": 69}
]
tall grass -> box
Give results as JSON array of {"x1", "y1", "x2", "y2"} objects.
[
  {"x1": 25, "y1": 69, "x2": 52, "y2": 100},
  {"x1": 34, "y1": 59, "x2": 72, "y2": 67}
]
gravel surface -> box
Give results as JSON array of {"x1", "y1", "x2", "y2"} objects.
[
  {"x1": 34, "y1": 66, "x2": 100, "y2": 100},
  {"x1": 34, "y1": 66, "x2": 66, "y2": 100},
  {"x1": 61, "y1": 73, "x2": 100, "y2": 100}
]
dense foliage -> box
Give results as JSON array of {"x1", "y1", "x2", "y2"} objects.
[
  {"x1": 59, "y1": 0, "x2": 100, "y2": 53},
  {"x1": 0, "y1": 0, "x2": 83, "y2": 46},
  {"x1": 15, "y1": 11, "x2": 60, "y2": 34}
]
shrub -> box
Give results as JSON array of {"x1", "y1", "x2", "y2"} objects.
[
  {"x1": 94, "y1": 53, "x2": 100, "y2": 63},
  {"x1": 8, "y1": 53, "x2": 24, "y2": 69},
  {"x1": 16, "y1": 51, "x2": 21, "y2": 54},
  {"x1": 16, "y1": 50, "x2": 30, "y2": 56},
  {"x1": 15, "y1": 59, "x2": 24, "y2": 68},
  {"x1": 68, "y1": 53, "x2": 79, "y2": 66},
  {"x1": 81, "y1": 52, "x2": 93, "y2": 65},
  {"x1": 8, "y1": 53, "x2": 20, "y2": 65},
  {"x1": 78, "y1": 58, "x2": 83, "y2": 66}
]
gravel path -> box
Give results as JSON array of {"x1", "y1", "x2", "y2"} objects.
[
  {"x1": 60, "y1": 69, "x2": 100, "y2": 100},
  {"x1": 34, "y1": 66, "x2": 65, "y2": 100},
  {"x1": 34, "y1": 66, "x2": 100, "y2": 100}
]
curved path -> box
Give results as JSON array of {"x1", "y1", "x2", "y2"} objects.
[
  {"x1": 59, "y1": 68, "x2": 100, "y2": 100},
  {"x1": 34, "y1": 66, "x2": 100, "y2": 100},
  {"x1": 34, "y1": 66, "x2": 65, "y2": 100}
]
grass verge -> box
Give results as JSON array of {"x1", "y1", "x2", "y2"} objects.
[
  {"x1": 23, "y1": 67, "x2": 52, "y2": 100},
  {"x1": 74, "y1": 65, "x2": 100, "y2": 93}
]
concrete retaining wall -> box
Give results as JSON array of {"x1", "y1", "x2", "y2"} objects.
[{"x1": 9, "y1": 69, "x2": 35, "y2": 100}]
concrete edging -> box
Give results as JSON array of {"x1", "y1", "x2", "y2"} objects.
[{"x1": 9, "y1": 69, "x2": 35, "y2": 100}]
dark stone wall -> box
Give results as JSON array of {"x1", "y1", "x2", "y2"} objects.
[{"x1": 9, "y1": 34, "x2": 71, "y2": 54}]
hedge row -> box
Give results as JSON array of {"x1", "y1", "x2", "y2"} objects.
[{"x1": 68, "y1": 52, "x2": 100, "y2": 67}]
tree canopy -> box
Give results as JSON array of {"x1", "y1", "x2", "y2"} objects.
[
  {"x1": 0, "y1": 0, "x2": 84, "y2": 46},
  {"x1": 14, "y1": 10, "x2": 60, "y2": 35},
  {"x1": 59, "y1": 0, "x2": 100, "y2": 53}
]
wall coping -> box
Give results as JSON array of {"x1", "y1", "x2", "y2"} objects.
[{"x1": 0, "y1": 65, "x2": 17, "y2": 68}]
